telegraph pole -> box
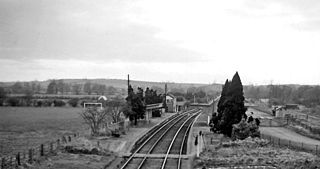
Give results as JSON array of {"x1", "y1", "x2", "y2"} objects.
[{"x1": 164, "y1": 83, "x2": 167, "y2": 112}]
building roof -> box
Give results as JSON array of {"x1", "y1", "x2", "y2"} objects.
[
  {"x1": 166, "y1": 94, "x2": 176, "y2": 99},
  {"x1": 98, "y1": 96, "x2": 107, "y2": 101}
]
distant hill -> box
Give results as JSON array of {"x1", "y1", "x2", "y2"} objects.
[{"x1": 0, "y1": 78, "x2": 223, "y2": 93}]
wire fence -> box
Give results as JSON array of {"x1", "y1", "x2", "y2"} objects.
[
  {"x1": 1, "y1": 133, "x2": 79, "y2": 169},
  {"x1": 202, "y1": 132, "x2": 320, "y2": 157},
  {"x1": 286, "y1": 116, "x2": 320, "y2": 135},
  {"x1": 259, "y1": 117, "x2": 287, "y2": 127},
  {"x1": 260, "y1": 133, "x2": 320, "y2": 156}
]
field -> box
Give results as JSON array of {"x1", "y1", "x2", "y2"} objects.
[{"x1": 0, "y1": 107, "x2": 88, "y2": 157}]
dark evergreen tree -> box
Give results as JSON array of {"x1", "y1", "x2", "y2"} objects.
[
  {"x1": 125, "y1": 85, "x2": 146, "y2": 125},
  {"x1": 145, "y1": 87, "x2": 162, "y2": 104},
  {"x1": 212, "y1": 72, "x2": 247, "y2": 137},
  {"x1": 217, "y1": 79, "x2": 230, "y2": 114}
]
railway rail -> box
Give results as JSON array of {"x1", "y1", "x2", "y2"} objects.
[{"x1": 119, "y1": 109, "x2": 201, "y2": 169}]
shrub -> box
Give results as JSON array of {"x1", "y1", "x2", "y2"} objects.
[
  {"x1": 43, "y1": 99, "x2": 53, "y2": 107},
  {"x1": 0, "y1": 98, "x2": 4, "y2": 106},
  {"x1": 7, "y1": 97, "x2": 20, "y2": 106},
  {"x1": 152, "y1": 109, "x2": 161, "y2": 117},
  {"x1": 80, "y1": 100, "x2": 86, "y2": 107},
  {"x1": 53, "y1": 100, "x2": 66, "y2": 107},
  {"x1": 36, "y1": 100, "x2": 43, "y2": 107},
  {"x1": 231, "y1": 119, "x2": 260, "y2": 140},
  {"x1": 68, "y1": 98, "x2": 79, "y2": 107}
]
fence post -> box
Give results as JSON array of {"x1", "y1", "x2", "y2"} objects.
[
  {"x1": 289, "y1": 140, "x2": 291, "y2": 148},
  {"x1": 40, "y1": 144, "x2": 44, "y2": 156},
  {"x1": 57, "y1": 139, "x2": 60, "y2": 148},
  {"x1": 10, "y1": 157, "x2": 13, "y2": 167},
  {"x1": 50, "y1": 142, "x2": 54, "y2": 152},
  {"x1": 28, "y1": 149, "x2": 33, "y2": 164},
  {"x1": 1, "y1": 157, "x2": 4, "y2": 169},
  {"x1": 68, "y1": 136, "x2": 71, "y2": 142},
  {"x1": 269, "y1": 136, "x2": 271, "y2": 142},
  {"x1": 16, "y1": 153, "x2": 21, "y2": 166}
]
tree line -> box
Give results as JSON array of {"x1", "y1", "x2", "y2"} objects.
[
  {"x1": 123, "y1": 85, "x2": 163, "y2": 125},
  {"x1": 170, "y1": 86, "x2": 219, "y2": 103},
  {"x1": 0, "y1": 80, "x2": 118, "y2": 96},
  {"x1": 244, "y1": 84, "x2": 320, "y2": 107},
  {"x1": 0, "y1": 80, "x2": 119, "y2": 107}
]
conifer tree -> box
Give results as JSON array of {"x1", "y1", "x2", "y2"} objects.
[
  {"x1": 212, "y1": 72, "x2": 247, "y2": 137},
  {"x1": 125, "y1": 85, "x2": 146, "y2": 125}
]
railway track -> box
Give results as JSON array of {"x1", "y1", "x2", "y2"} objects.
[{"x1": 119, "y1": 109, "x2": 201, "y2": 169}]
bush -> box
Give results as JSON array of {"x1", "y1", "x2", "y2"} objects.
[
  {"x1": 36, "y1": 100, "x2": 43, "y2": 107},
  {"x1": 0, "y1": 98, "x2": 4, "y2": 106},
  {"x1": 68, "y1": 98, "x2": 79, "y2": 107},
  {"x1": 7, "y1": 97, "x2": 20, "y2": 106},
  {"x1": 53, "y1": 100, "x2": 66, "y2": 107},
  {"x1": 231, "y1": 119, "x2": 260, "y2": 140},
  {"x1": 43, "y1": 99, "x2": 53, "y2": 107},
  {"x1": 152, "y1": 109, "x2": 161, "y2": 117},
  {"x1": 80, "y1": 100, "x2": 86, "y2": 107}
]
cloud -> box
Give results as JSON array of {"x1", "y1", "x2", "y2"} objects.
[
  {"x1": 1, "y1": 0, "x2": 320, "y2": 84},
  {"x1": 0, "y1": 0, "x2": 200, "y2": 63}
]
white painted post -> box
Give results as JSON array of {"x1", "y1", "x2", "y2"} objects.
[{"x1": 197, "y1": 141, "x2": 200, "y2": 157}]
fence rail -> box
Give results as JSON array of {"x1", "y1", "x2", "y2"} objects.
[{"x1": 1, "y1": 133, "x2": 79, "y2": 169}]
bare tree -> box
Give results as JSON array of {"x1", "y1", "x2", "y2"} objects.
[
  {"x1": 107, "y1": 100, "x2": 125, "y2": 123},
  {"x1": 80, "y1": 107, "x2": 110, "y2": 136}
]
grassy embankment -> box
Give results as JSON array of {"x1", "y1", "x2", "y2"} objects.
[{"x1": 195, "y1": 136, "x2": 320, "y2": 169}]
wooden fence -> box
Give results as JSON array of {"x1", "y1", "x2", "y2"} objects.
[{"x1": 1, "y1": 133, "x2": 79, "y2": 169}]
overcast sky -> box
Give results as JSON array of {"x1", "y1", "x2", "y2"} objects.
[{"x1": 0, "y1": 0, "x2": 320, "y2": 85}]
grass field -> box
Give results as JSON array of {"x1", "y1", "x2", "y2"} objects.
[{"x1": 0, "y1": 107, "x2": 88, "y2": 157}]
